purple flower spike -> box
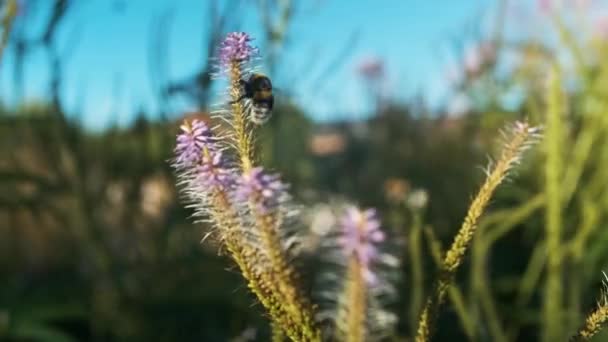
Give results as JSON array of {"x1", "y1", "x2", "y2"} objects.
[
  {"x1": 195, "y1": 151, "x2": 234, "y2": 191},
  {"x1": 357, "y1": 56, "x2": 385, "y2": 79},
  {"x1": 218, "y1": 32, "x2": 259, "y2": 67},
  {"x1": 174, "y1": 120, "x2": 215, "y2": 170},
  {"x1": 339, "y1": 206, "x2": 385, "y2": 284},
  {"x1": 235, "y1": 167, "x2": 288, "y2": 214}
]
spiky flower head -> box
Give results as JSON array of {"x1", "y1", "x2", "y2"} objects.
[
  {"x1": 174, "y1": 119, "x2": 215, "y2": 170},
  {"x1": 173, "y1": 119, "x2": 235, "y2": 200},
  {"x1": 234, "y1": 167, "x2": 288, "y2": 214},
  {"x1": 338, "y1": 206, "x2": 385, "y2": 284},
  {"x1": 194, "y1": 151, "x2": 234, "y2": 191},
  {"x1": 218, "y1": 32, "x2": 259, "y2": 68}
]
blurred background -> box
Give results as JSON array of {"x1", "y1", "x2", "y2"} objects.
[{"x1": 2, "y1": 0, "x2": 608, "y2": 340}]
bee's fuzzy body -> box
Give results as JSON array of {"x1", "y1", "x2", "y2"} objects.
[{"x1": 238, "y1": 73, "x2": 274, "y2": 125}]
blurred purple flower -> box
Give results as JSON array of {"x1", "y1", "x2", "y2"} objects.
[
  {"x1": 218, "y1": 32, "x2": 259, "y2": 68},
  {"x1": 464, "y1": 49, "x2": 482, "y2": 77},
  {"x1": 538, "y1": 0, "x2": 590, "y2": 13},
  {"x1": 464, "y1": 41, "x2": 496, "y2": 79},
  {"x1": 174, "y1": 119, "x2": 215, "y2": 170},
  {"x1": 595, "y1": 16, "x2": 608, "y2": 41},
  {"x1": 338, "y1": 206, "x2": 385, "y2": 284},
  {"x1": 195, "y1": 151, "x2": 234, "y2": 190},
  {"x1": 538, "y1": 0, "x2": 552, "y2": 12},
  {"x1": 357, "y1": 56, "x2": 385, "y2": 79},
  {"x1": 234, "y1": 167, "x2": 288, "y2": 214}
]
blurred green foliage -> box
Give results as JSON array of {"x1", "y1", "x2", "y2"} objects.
[
  {"x1": 0, "y1": 106, "x2": 268, "y2": 340},
  {"x1": 0, "y1": 97, "x2": 486, "y2": 341}
]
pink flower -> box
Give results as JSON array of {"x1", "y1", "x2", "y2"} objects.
[
  {"x1": 174, "y1": 120, "x2": 215, "y2": 170},
  {"x1": 357, "y1": 57, "x2": 385, "y2": 79},
  {"x1": 538, "y1": 0, "x2": 553, "y2": 12},
  {"x1": 464, "y1": 42, "x2": 496, "y2": 78},
  {"x1": 594, "y1": 16, "x2": 608, "y2": 41},
  {"x1": 234, "y1": 167, "x2": 288, "y2": 214},
  {"x1": 218, "y1": 32, "x2": 259, "y2": 68},
  {"x1": 338, "y1": 206, "x2": 385, "y2": 284}
]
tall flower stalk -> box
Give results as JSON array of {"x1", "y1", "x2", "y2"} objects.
[
  {"x1": 570, "y1": 273, "x2": 608, "y2": 342},
  {"x1": 415, "y1": 121, "x2": 541, "y2": 342},
  {"x1": 234, "y1": 167, "x2": 320, "y2": 341},
  {"x1": 331, "y1": 206, "x2": 398, "y2": 342},
  {"x1": 173, "y1": 32, "x2": 321, "y2": 341},
  {"x1": 543, "y1": 66, "x2": 565, "y2": 342},
  {"x1": 219, "y1": 32, "x2": 257, "y2": 171}
]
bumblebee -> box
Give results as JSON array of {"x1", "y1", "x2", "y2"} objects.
[{"x1": 235, "y1": 73, "x2": 274, "y2": 125}]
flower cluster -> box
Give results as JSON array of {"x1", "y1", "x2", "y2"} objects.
[
  {"x1": 173, "y1": 119, "x2": 234, "y2": 196},
  {"x1": 194, "y1": 151, "x2": 233, "y2": 190},
  {"x1": 328, "y1": 205, "x2": 398, "y2": 341},
  {"x1": 171, "y1": 30, "x2": 549, "y2": 342},
  {"x1": 168, "y1": 29, "x2": 555, "y2": 342},
  {"x1": 338, "y1": 206, "x2": 385, "y2": 284},
  {"x1": 234, "y1": 167, "x2": 289, "y2": 214},
  {"x1": 218, "y1": 31, "x2": 258, "y2": 68},
  {"x1": 174, "y1": 119, "x2": 215, "y2": 170},
  {"x1": 171, "y1": 33, "x2": 323, "y2": 342}
]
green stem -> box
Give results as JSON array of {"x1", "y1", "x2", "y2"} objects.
[{"x1": 543, "y1": 66, "x2": 564, "y2": 342}]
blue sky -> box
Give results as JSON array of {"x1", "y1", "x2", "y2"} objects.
[{"x1": 0, "y1": 0, "x2": 499, "y2": 128}]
